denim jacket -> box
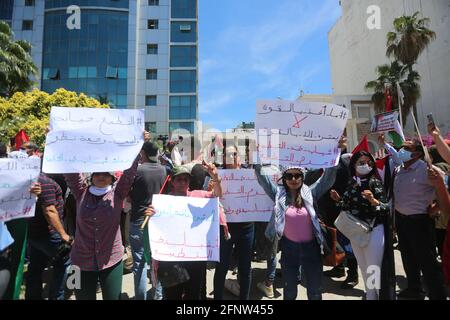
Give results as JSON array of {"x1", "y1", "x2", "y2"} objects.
[{"x1": 254, "y1": 164, "x2": 339, "y2": 253}]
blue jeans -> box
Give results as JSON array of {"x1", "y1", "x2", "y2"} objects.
[
  {"x1": 129, "y1": 220, "x2": 163, "y2": 300},
  {"x1": 266, "y1": 254, "x2": 277, "y2": 282},
  {"x1": 25, "y1": 232, "x2": 70, "y2": 300},
  {"x1": 280, "y1": 237, "x2": 322, "y2": 300},
  {"x1": 214, "y1": 223, "x2": 254, "y2": 300}
]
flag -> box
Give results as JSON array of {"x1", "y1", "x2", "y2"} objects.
[
  {"x1": 388, "y1": 119, "x2": 405, "y2": 148},
  {"x1": 352, "y1": 135, "x2": 369, "y2": 154},
  {"x1": 384, "y1": 86, "x2": 393, "y2": 112},
  {"x1": 375, "y1": 155, "x2": 391, "y2": 184},
  {"x1": 14, "y1": 129, "x2": 29, "y2": 150}
]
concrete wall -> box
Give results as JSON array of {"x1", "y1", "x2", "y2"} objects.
[{"x1": 329, "y1": 0, "x2": 450, "y2": 135}]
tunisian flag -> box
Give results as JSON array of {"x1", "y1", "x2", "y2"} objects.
[{"x1": 14, "y1": 129, "x2": 29, "y2": 150}]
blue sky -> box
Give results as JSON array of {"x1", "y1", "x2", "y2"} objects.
[{"x1": 198, "y1": 0, "x2": 342, "y2": 130}]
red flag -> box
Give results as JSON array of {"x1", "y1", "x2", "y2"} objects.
[
  {"x1": 385, "y1": 87, "x2": 393, "y2": 112},
  {"x1": 14, "y1": 129, "x2": 29, "y2": 150},
  {"x1": 352, "y1": 135, "x2": 369, "y2": 154}
]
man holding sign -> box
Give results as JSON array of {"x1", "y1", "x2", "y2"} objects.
[{"x1": 144, "y1": 163, "x2": 222, "y2": 300}]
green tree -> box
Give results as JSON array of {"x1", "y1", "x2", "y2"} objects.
[
  {"x1": 0, "y1": 21, "x2": 38, "y2": 98},
  {"x1": 0, "y1": 88, "x2": 109, "y2": 148},
  {"x1": 386, "y1": 12, "x2": 436, "y2": 68},
  {"x1": 365, "y1": 61, "x2": 421, "y2": 126},
  {"x1": 366, "y1": 12, "x2": 435, "y2": 126}
]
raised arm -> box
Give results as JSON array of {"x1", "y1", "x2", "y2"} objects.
[
  {"x1": 116, "y1": 155, "x2": 140, "y2": 199},
  {"x1": 429, "y1": 124, "x2": 450, "y2": 164},
  {"x1": 254, "y1": 164, "x2": 278, "y2": 202},
  {"x1": 309, "y1": 165, "x2": 339, "y2": 201}
]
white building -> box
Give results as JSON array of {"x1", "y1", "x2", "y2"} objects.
[
  {"x1": 329, "y1": 0, "x2": 450, "y2": 149},
  {"x1": 3, "y1": 0, "x2": 198, "y2": 137}
]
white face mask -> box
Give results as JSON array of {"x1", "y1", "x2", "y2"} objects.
[
  {"x1": 356, "y1": 164, "x2": 372, "y2": 176},
  {"x1": 89, "y1": 185, "x2": 112, "y2": 196},
  {"x1": 398, "y1": 148, "x2": 413, "y2": 162}
]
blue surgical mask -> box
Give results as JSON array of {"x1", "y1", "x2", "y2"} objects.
[{"x1": 398, "y1": 148, "x2": 413, "y2": 162}]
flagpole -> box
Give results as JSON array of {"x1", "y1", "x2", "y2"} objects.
[
  {"x1": 410, "y1": 109, "x2": 432, "y2": 166},
  {"x1": 396, "y1": 82, "x2": 404, "y2": 129}
]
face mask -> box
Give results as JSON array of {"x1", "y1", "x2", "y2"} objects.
[
  {"x1": 89, "y1": 185, "x2": 112, "y2": 196},
  {"x1": 356, "y1": 164, "x2": 372, "y2": 176},
  {"x1": 398, "y1": 148, "x2": 413, "y2": 162}
]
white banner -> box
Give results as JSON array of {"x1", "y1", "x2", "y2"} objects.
[
  {"x1": 148, "y1": 194, "x2": 220, "y2": 262},
  {"x1": 0, "y1": 158, "x2": 40, "y2": 222},
  {"x1": 255, "y1": 100, "x2": 348, "y2": 168},
  {"x1": 219, "y1": 169, "x2": 278, "y2": 223},
  {"x1": 43, "y1": 107, "x2": 145, "y2": 173}
]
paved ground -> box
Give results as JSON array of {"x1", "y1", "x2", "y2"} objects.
[
  {"x1": 21, "y1": 248, "x2": 412, "y2": 300},
  {"x1": 115, "y1": 249, "x2": 409, "y2": 300}
]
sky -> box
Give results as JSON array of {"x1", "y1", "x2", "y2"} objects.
[{"x1": 198, "y1": 0, "x2": 342, "y2": 131}]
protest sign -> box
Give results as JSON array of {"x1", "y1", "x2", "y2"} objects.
[
  {"x1": 255, "y1": 100, "x2": 348, "y2": 168},
  {"x1": 148, "y1": 194, "x2": 220, "y2": 262},
  {"x1": 43, "y1": 107, "x2": 144, "y2": 173},
  {"x1": 0, "y1": 158, "x2": 40, "y2": 222},
  {"x1": 219, "y1": 169, "x2": 278, "y2": 223}
]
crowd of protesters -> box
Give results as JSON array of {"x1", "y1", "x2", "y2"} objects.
[{"x1": 0, "y1": 120, "x2": 449, "y2": 301}]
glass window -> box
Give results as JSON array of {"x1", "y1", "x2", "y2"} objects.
[
  {"x1": 171, "y1": 0, "x2": 196, "y2": 19},
  {"x1": 106, "y1": 66, "x2": 118, "y2": 79},
  {"x1": 171, "y1": 22, "x2": 196, "y2": 42},
  {"x1": 69, "y1": 67, "x2": 78, "y2": 78},
  {"x1": 170, "y1": 70, "x2": 196, "y2": 93},
  {"x1": 48, "y1": 68, "x2": 60, "y2": 80},
  {"x1": 169, "y1": 122, "x2": 194, "y2": 134},
  {"x1": 169, "y1": 96, "x2": 196, "y2": 119},
  {"x1": 145, "y1": 95, "x2": 157, "y2": 106},
  {"x1": 42, "y1": 68, "x2": 50, "y2": 80},
  {"x1": 145, "y1": 122, "x2": 157, "y2": 133},
  {"x1": 25, "y1": 0, "x2": 35, "y2": 6},
  {"x1": 148, "y1": 0, "x2": 159, "y2": 5},
  {"x1": 146, "y1": 69, "x2": 157, "y2": 80},
  {"x1": 22, "y1": 20, "x2": 33, "y2": 30},
  {"x1": 118, "y1": 67, "x2": 127, "y2": 79},
  {"x1": 78, "y1": 66, "x2": 87, "y2": 78},
  {"x1": 87, "y1": 66, "x2": 97, "y2": 78},
  {"x1": 170, "y1": 45, "x2": 196, "y2": 67},
  {"x1": 148, "y1": 19, "x2": 158, "y2": 29},
  {"x1": 147, "y1": 44, "x2": 158, "y2": 54}
]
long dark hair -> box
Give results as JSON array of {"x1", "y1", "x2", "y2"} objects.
[
  {"x1": 349, "y1": 150, "x2": 377, "y2": 178},
  {"x1": 281, "y1": 174, "x2": 304, "y2": 208}
]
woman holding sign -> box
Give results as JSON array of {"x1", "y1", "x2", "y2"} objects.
[
  {"x1": 213, "y1": 146, "x2": 255, "y2": 300},
  {"x1": 144, "y1": 162, "x2": 222, "y2": 300},
  {"x1": 255, "y1": 164, "x2": 324, "y2": 300},
  {"x1": 64, "y1": 155, "x2": 140, "y2": 300}
]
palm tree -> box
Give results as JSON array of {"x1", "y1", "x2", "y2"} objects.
[
  {"x1": 365, "y1": 61, "x2": 420, "y2": 126},
  {"x1": 386, "y1": 12, "x2": 436, "y2": 68},
  {"x1": 0, "y1": 21, "x2": 37, "y2": 98},
  {"x1": 386, "y1": 12, "x2": 435, "y2": 121}
]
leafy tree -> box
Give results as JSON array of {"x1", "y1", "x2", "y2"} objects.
[
  {"x1": 0, "y1": 21, "x2": 38, "y2": 98},
  {"x1": 0, "y1": 88, "x2": 109, "y2": 148}
]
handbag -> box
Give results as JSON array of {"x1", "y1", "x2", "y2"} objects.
[
  {"x1": 320, "y1": 223, "x2": 346, "y2": 267},
  {"x1": 156, "y1": 261, "x2": 190, "y2": 288},
  {"x1": 334, "y1": 210, "x2": 376, "y2": 248}
]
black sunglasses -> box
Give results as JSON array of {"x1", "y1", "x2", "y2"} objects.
[{"x1": 283, "y1": 173, "x2": 303, "y2": 181}]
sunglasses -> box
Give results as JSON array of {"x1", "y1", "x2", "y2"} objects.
[{"x1": 284, "y1": 173, "x2": 303, "y2": 181}]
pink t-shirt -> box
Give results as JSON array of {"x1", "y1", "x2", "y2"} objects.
[{"x1": 283, "y1": 206, "x2": 314, "y2": 243}]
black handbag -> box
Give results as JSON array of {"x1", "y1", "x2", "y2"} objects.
[{"x1": 157, "y1": 261, "x2": 190, "y2": 288}]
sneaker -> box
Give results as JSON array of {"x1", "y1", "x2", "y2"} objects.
[
  {"x1": 397, "y1": 288, "x2": 425, "y2": 300},
  {"x1": 257, "y1": 282, "x2": 274, "y2": 298},
  {"x1": 323, "y1": 266, "x2": 345, "y2": 278},
  {"x1": 224, "y1": 279, "x2": 240, "y2": 297}
]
